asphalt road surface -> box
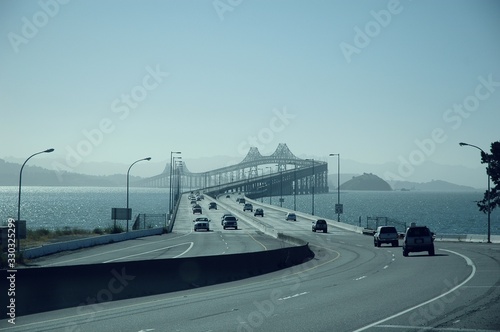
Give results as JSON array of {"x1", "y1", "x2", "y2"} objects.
[{"x1": 2, "y1": 194, "x2": 499, "y2": 331}]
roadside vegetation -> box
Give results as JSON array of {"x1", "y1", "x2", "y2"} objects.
[{"x1": 23, "y1": 225, "x2": 125, "y2": 248}]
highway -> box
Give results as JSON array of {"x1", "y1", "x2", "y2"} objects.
[
  {"x1": 2, "y1": 194, "x2": 499, "y2": 331},
  {"x1": 27, "y1": 194, "x2": 289, "y2": 267}
]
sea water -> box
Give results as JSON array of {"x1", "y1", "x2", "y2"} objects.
[{"x1": 0, "y1": 186, "x2": 498, "y2": 236}]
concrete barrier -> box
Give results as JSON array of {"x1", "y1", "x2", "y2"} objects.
[
  {"x1": 22, "y1": 228, "x2": 165, "y2": 259},
  {"x1": 1, "y1": 244, "x2": 314, "y2": 316}
]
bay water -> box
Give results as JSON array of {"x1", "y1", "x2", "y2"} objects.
[{"x1": 0, "y1": 186, "x2": 498, "y2": 236}]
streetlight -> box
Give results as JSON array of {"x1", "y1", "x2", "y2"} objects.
[
  {"x1": 294, "y1": 162, "x2": 297, "y2": 211},
  {"x1": 17, "y1": 148, "x2": 54, "y2": 250},
  {"x1": 127, "y1": 157, "x2": 151, "y2": 232},
  {"x1": 459, "y1": 142, "x2": 491, "y2": 243},
  {"x1": 169, "y1": 151, "x2": 181, "y2": 216},
  {"x1": 306, "y1": 159, "x2": 315, "y2": 215},
  {"x1": 329, "y1": 153, "x2": 341, "y2": 222},
  {"x1": 266, "y1": 166, "x2": 272, "y2": 204}
]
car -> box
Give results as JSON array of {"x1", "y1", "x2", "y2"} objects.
[
  {"x1": 192, "y1": 204, "x2": 202, "y2": 214},
  {"x1": 222, "y1": 216, "x2": 238, "y2": 230},
  {"x1": 402, "y1": 223, "x2": 435, "y2": 256},
  {"x1": 193, "y1": 216, "x2": 210, "y2": 223},
  {"x1": 209, "y1": 202, "x2": 217, "y2": 210},
  {"x1": 193, "y1": 221, "x2": 209, "y2": 231},
  {"x1": 238, "y1": 198, "x2": 246, "y2": 204},
  {"x1": 285, "y1": 212, "x2": 296, "y2": 221},
  {"x1": 226, "y1": 195, "x2": 230, "y2": 198},
  {"x1": 312, "y1": 219, "x2": 328, "y2": 233},
  {"x1": 374, "y1": 226, "x2": 399, "y2": 247},
  {"x1": 221, "y1": 213, "x2": 234, "y2": 225},
  {"x1": 190, "y1": 199, "x2": 197, "y2": 205},
  {"x1": 243, "y1": 203, "x2": 253, "y2": 212},
  {"x1": 254, "y1": 208, "x2": 264, "y2": 217}
]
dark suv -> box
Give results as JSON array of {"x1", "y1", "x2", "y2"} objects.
[
  {"x1": 403, "y1": 224, "x2": 435, "y2": 256},
  {"x1": 312, "y1": 219, "x2": 328, "y2": 233}
]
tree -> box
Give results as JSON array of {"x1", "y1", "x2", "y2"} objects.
[{"x1": 477, "y1": 141, "x2": 500, "y2": 214}]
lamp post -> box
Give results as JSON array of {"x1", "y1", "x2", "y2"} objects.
[
  {"x1": 266, "y1": 166, "x2": 272, "y2": 204},
  {"x1": 127, "y1": 157, "x2": 151, "y2": 232},
  {"x1": 294, "y1": 163, "x2": 297, "y2": 211},
  {"x1": 169, "y1": 151, "x2": 181, "y2": 217},
  {"x1": 306, "y1": 159, "x2": 315, "y2": 215},
  {"x1": 329, "y1": 153, "x2": 341, "y2": 222},
  {"x1": 459, "y1": 142, "x2": 491, "y2": 243},
  {"x1": 17, "y1": 148, "x2": 54, "y2": 251}
]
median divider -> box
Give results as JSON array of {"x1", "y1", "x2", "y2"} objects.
[{"x1": 2, "y1": 244, "x2": 313, "y2": 316}]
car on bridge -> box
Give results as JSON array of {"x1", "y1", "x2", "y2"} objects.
[
  {"x1": 238, "y1": 198, "x2": 246, "y2": 204},
  {"x1": 222, "y1": 215, "x2": 238, "y2": 230},
  {"x1": 312, "y1": 219, "x2": 328, "y2": 233},
  {"x1": 193, "y1": 216, "x2": 210, "y2": 223},
  {"x1": 193, "y1": 221, "x2": 210, "y2": 232},
  {"x1": 192, "y1": 204, "x2": 202, "y2": 214},
  {"x1": 254, "y1": 208, "x2": 264, "y2": 217},
  {"x1": 374, "y1": 226, "x2": 399, "y2": 247},
  {"x1": 221, "y1": 213, "x2": 234, "y2": 225},
  {"x1": 209, "y1": 202, "x2": 217, "y2": 210},
  {"x1": 285, "y1": 212, "x2": 297, "y2": 221},
  {"x1": 243, "y1": 203, "x2": 253, "y2": 212}
]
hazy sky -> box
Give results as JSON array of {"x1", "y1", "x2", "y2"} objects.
[{"x1": 1, "y1": 0, "x2": 499, "y2": 185}]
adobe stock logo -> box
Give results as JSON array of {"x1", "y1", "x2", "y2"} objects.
[
  {"x1": 236, "y1": 107, "x2": 296, "y2": 156},
  {"x1": 7, "y1": 0, "x2": 70, "y2": 53},
  {"x1": 212, "y1": 0, "x2": 243, "y2": 21},
  {"x1": 51, "y1": 65, "x2": 169, "y2": 180},
  {"x1": 339, "y1": 0, "x2": 405, "y2": 64},
  {"x1": 385, "y1": 74, "x2": 500, "y2": 181}
]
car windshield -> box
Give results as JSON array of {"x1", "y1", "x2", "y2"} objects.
[{"x1": 381, "y1": 227, "x2": 397, "y2": 233}]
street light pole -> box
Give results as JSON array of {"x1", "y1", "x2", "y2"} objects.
[
  {"x1": 459, "y1": 142, "x2": 491, "y2": 243},
  {"x1": 127, "y1": 157, "x2": 151, "y2": 232},
  {"x1": 306, "y1": 159, "x2": 315, "y2": 215},
  {"x1": 266, "y1": 166, "x2": 272, "y2": 205},
  {"x1": 294, "y1": 162, "x2": 297, "y2": 211},
  {"x1": 169, "y1": 151, "x2": 181, "y2": 217},
  {"x1": 17, "y1": 148, "x2": 54, "y2": 251},
  {"x1": 329, "y1": 153, "x2": 341, "y2": 222}
]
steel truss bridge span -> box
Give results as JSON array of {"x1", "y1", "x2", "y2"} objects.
[{"x1": 135, "y1": 143, "x2": 328, "y2": 199}]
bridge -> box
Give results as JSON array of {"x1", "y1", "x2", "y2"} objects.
[{"x1": 135, "y1": 143, "x2": 328, "y2": 199}]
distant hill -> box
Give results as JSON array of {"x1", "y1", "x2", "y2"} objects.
[
  {"x1": 340, "y1": 173, "x2": 392, "y2": 191},
  {"x1": 388, "y1": 179, "x2": 478, "y2": 191},
  {"x1": 0, "y1": 159, "x2": 140, "y2": 187}
]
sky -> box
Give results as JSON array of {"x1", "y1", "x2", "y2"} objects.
[{"x1": 1, "y1": 0, "x2": 499, "y2": 187}]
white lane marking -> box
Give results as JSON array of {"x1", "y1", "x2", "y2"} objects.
[
  {"x1": 104, "y1": 242, "x2": 194, "y2": 262},
  {"x1": 353, "y1": 249, "x2": 477, "y2": 332},
  {"x1": 355, "y1": 276, "x2": 367, "y2": 281},
  {"x1": 375, "y1": 325, "x2": 492, "y2": 331},
  {"x1": 383, "y1": 265, "x2": 389, "y2": 270},
  {"x1": 278, "y1": 292, "x2": 309, "y2": 301}
]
